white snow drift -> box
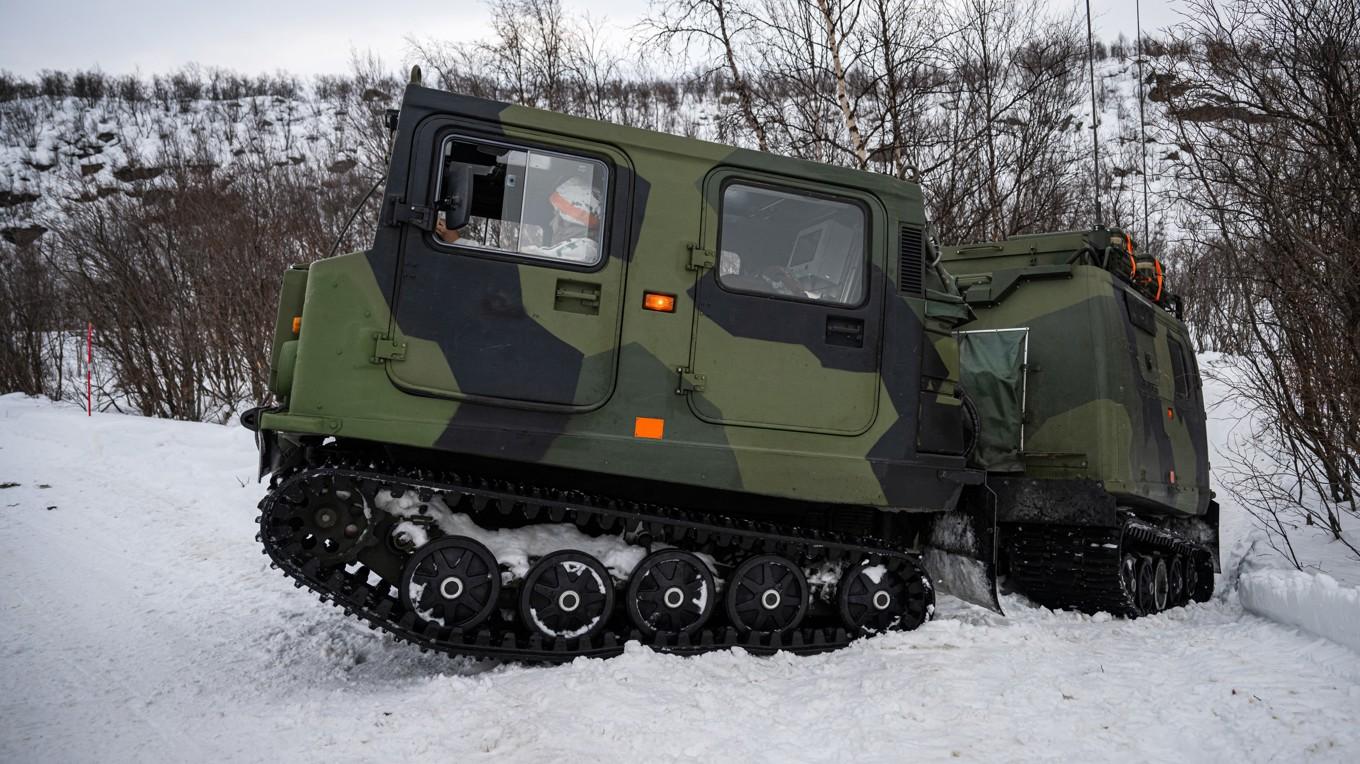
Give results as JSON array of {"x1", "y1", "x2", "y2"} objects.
[{"x1": 2, "y1": 390, "x2": 1359, "y2": 762}]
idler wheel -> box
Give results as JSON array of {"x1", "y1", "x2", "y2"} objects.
[
  {"x1": 519, "y1": 550, "x2": 615, "y2": 641},
  {"x1": 1190, "y1": 552, "x2": 1215, "y2": 603},
  {"x1": 724, "y1": 555, "x2": 808, "y2": 635},
  {"x1": 292, "y1": 477, "x2": 372, "y2": 563},
  {"x1": 1136, "y1": 556, "x2": 1157, "y2": 615},
  {"x1": 625, "y1": 549, "x2": 716, "y2": 638},
  {"x1": 400, "y1": 536, "x2": 501, "y2": 630}
]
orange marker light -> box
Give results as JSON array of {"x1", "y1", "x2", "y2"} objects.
[
  {"x1": 292, "y1": 316, "x2": 302, "y2": 334},
  {"x1": 1167, "y1": 406, "x2": 1174, "y2": 420},
  {"x1": 634, "y1": 417, "x2": 665, "y2": 440},
  {"x1": 643, "y1": 292, "x2": 676, "y2": 313}
]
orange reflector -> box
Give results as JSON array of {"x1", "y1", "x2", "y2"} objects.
[
  {"x1": 633, "y1": 417, "x2": 664, "y2": 440},
  {"x1": 1167, "y1": 406, "x2": 1174, "y2": 420},
  {"x1": 291, "y1": 316, "x2": 301, "y2": 334},
  {"x1": 643, "y1": 292, "x2": 676, "y2": 313}
]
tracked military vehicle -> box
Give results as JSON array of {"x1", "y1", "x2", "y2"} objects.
[{"x1": 244, "y1": 75, "x2": 1217, "y2": 662}]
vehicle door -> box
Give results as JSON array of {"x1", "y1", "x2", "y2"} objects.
[
  {"x1": 386, "y1": 121, "x2": 630, "y2": 410},
  {"x1": 687, "y1": 172, "x2": 884, "y2": 434}
]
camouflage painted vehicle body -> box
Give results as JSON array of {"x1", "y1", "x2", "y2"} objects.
[
  {"x1": 259, "y1": 85, "x2": 971, "y2": 512},
  {"x1": 248, "y1": 82, "x2": 1216, "y2": 661},
  {"x1": 942, "y1": 229, "x2": 1219, "y2": 614},
  {"x1": 945, "y1": 228, "x2": 1214, "y2": 520}
]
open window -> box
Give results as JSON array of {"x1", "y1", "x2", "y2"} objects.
[
  {"x1": 434, "y1": 136, "x2": 608, "y2": 267},
  {"x1": 716, "y1": 183, "x2": 866, "y2": 306}
]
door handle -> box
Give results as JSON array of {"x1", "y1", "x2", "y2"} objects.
[
  {"x1": 555, "y1": 285, "x2": 600, "y2": 305},
  {"x1": 825, "y1": 316, "x2": 864, "y2": 347},
  {"x1": 554, "y1": 279, "x2": 601, "y2": 315}
]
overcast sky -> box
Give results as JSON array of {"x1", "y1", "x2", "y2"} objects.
[{"x1": 0, "y1": 0, "x2": 1185, "y2": 78}]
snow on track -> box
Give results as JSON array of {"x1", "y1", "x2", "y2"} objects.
[{"x1": 2, "y1": 394, "x2": 1358, "y2": 762}]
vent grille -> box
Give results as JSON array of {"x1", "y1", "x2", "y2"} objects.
[{"x1": 898, "y1": 224, "x2": 925, "y2": 294}]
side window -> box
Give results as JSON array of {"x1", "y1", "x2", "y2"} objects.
[
  {"x1": 435, "y1": 137, "x2": 607, "y2": 266},
  {"x1": 1169, "y1": 337, "x2": 1191, "y2": 400},
  {"x1": 717, "y1": 183, "x2": 866, "y2": 306}
]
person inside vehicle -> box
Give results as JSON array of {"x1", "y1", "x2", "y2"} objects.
[
  {"x1": 435, "y1": 175, "x2": 602, "y2": 264},
  {"x1": 519, "y1": 175, "x2": 601, "y2": 263}
]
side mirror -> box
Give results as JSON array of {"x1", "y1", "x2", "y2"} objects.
[{"x1": 439, "y1": 163, "x2": 476, "y2": 231}]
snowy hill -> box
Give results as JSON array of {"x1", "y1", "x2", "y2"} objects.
[
  {"x1": 0, "y1": 77, "x2": 377, "y2": 243},
  {"x1": 2, "y1": 362, "x2": 1359, "y2": 760},
  {"x1": 0, "y1": 54, "x2": 1178, "y2": 247}
]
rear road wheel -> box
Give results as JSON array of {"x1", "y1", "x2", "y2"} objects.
[
  {"x1": 837, "y1": 560, "x2": 911, "y2": 635},
  {"x1": 1151, "y1": 557, "x2": 1169, "y2": 612},
  {"x1": 1136, "y1": 556, "x2": 1157, "y2": 615},
  {"x1": 1120, "y1": 553, "x2": 1142, "y2": 616},
  {"x1": 1168, "y1": 556, "x2": 1186, "y2": 606}
]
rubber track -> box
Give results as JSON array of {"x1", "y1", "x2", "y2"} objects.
[
  {"x1": 257, "y1": 458, "x2": 933, "y2": 663},
  {"x1": 1005, "y1": 516, "x2": 1209, "y2": 617}
]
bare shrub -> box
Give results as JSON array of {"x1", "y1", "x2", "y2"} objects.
[
  {"x1": 42, "y1": 139, "x2": 377, "y2": 422},
  {"x1": 0, "y1": 239, "x2": 69, "y2": 399},
  {"x1": 1163, "y1": 0, "x2": 1360, "y2": 560}
]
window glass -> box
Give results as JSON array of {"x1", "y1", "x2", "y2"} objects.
[
  {"x1": 435, "y1": 137, "x2": 607, "y2": 266},
  {"x1": 1169, "y1": 337, "x2": 1190, "y2": 400},
  {"x1": 717, "y1": 184, "x2": 866, "y2": 306}
]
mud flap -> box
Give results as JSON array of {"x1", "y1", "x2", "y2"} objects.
[
  {"x1": 923, "y1": 488, "x2": 1004, "y2": 614},
  {"x1": 256, "y1": 429, "x2": 279, "y2": 482}
]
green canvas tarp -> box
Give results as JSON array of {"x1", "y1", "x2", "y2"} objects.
[{"x1": 958, "y1": 329, "x2": 1028, "y2": 472}]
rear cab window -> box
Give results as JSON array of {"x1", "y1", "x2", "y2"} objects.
[
  {"x1": 1168, "y1": 336, "x2": 1195, "y2": 401},
  {"x1": 434, "y1": 136, "x2": 608, "y2": 267}
]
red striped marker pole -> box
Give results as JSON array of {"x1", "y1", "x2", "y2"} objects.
[{"x1": 86, "y1": 322, "x2": 93, "y2": 416}]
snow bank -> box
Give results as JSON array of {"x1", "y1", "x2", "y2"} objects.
[
  {"x1": 5, "y1": 396, "x2": 1360, "y2": 761},
  {"x1": 1239, "y1": 566, "x2": 1360, "y2": 654}
]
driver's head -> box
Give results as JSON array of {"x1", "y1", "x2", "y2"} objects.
[{"x1": 548, "y1": 176, "x2": 601, "y2": 243}]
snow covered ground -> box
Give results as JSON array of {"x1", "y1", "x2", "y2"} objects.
[{"x1": 2, "y1": 393, "x2": 1359, "y2": 762}]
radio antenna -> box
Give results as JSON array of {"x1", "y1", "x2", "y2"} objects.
[
  {"x1": 1135, "y1": 0, "x2": 1150, "y2": 248},
  {"x1": 1085, "y1": 0, "x2": 1102, "y2": 225}
]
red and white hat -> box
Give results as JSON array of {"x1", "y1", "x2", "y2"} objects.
[{"x1": 549, "y1": 176, "x2": 601, "y2": 228}]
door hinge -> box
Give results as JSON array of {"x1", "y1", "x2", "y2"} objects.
[
  {"x1": 371, "y1": 335, "x2": 407, "y2": 363},
  {"x1": 687, "y1": 244, "x2": 715, "y2": 271},
  {"x1": 383, "y1": 195, "x2": 435, "y2": 230},
  {"x1": 676, "y1": 367, "x2": 706, "y2": 394}
]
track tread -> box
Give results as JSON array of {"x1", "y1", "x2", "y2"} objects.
[{"x1": 258, "y1": 454, "x2": 935, "y2": 663}]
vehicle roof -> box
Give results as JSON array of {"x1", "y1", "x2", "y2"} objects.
[{"x1": 401, "y1": 85, "x2": 925, "y2": 203}]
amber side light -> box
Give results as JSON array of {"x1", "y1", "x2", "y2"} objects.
[
  {"x1": 1167, "y1": 406, "x2": 1174, "y2": 420},
  {"x1": 643, "y1": 292, "x2": 676, "y2": 313},
  {"x1": 291, "y1": 316, "x2": 301, "y2": 334}
]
